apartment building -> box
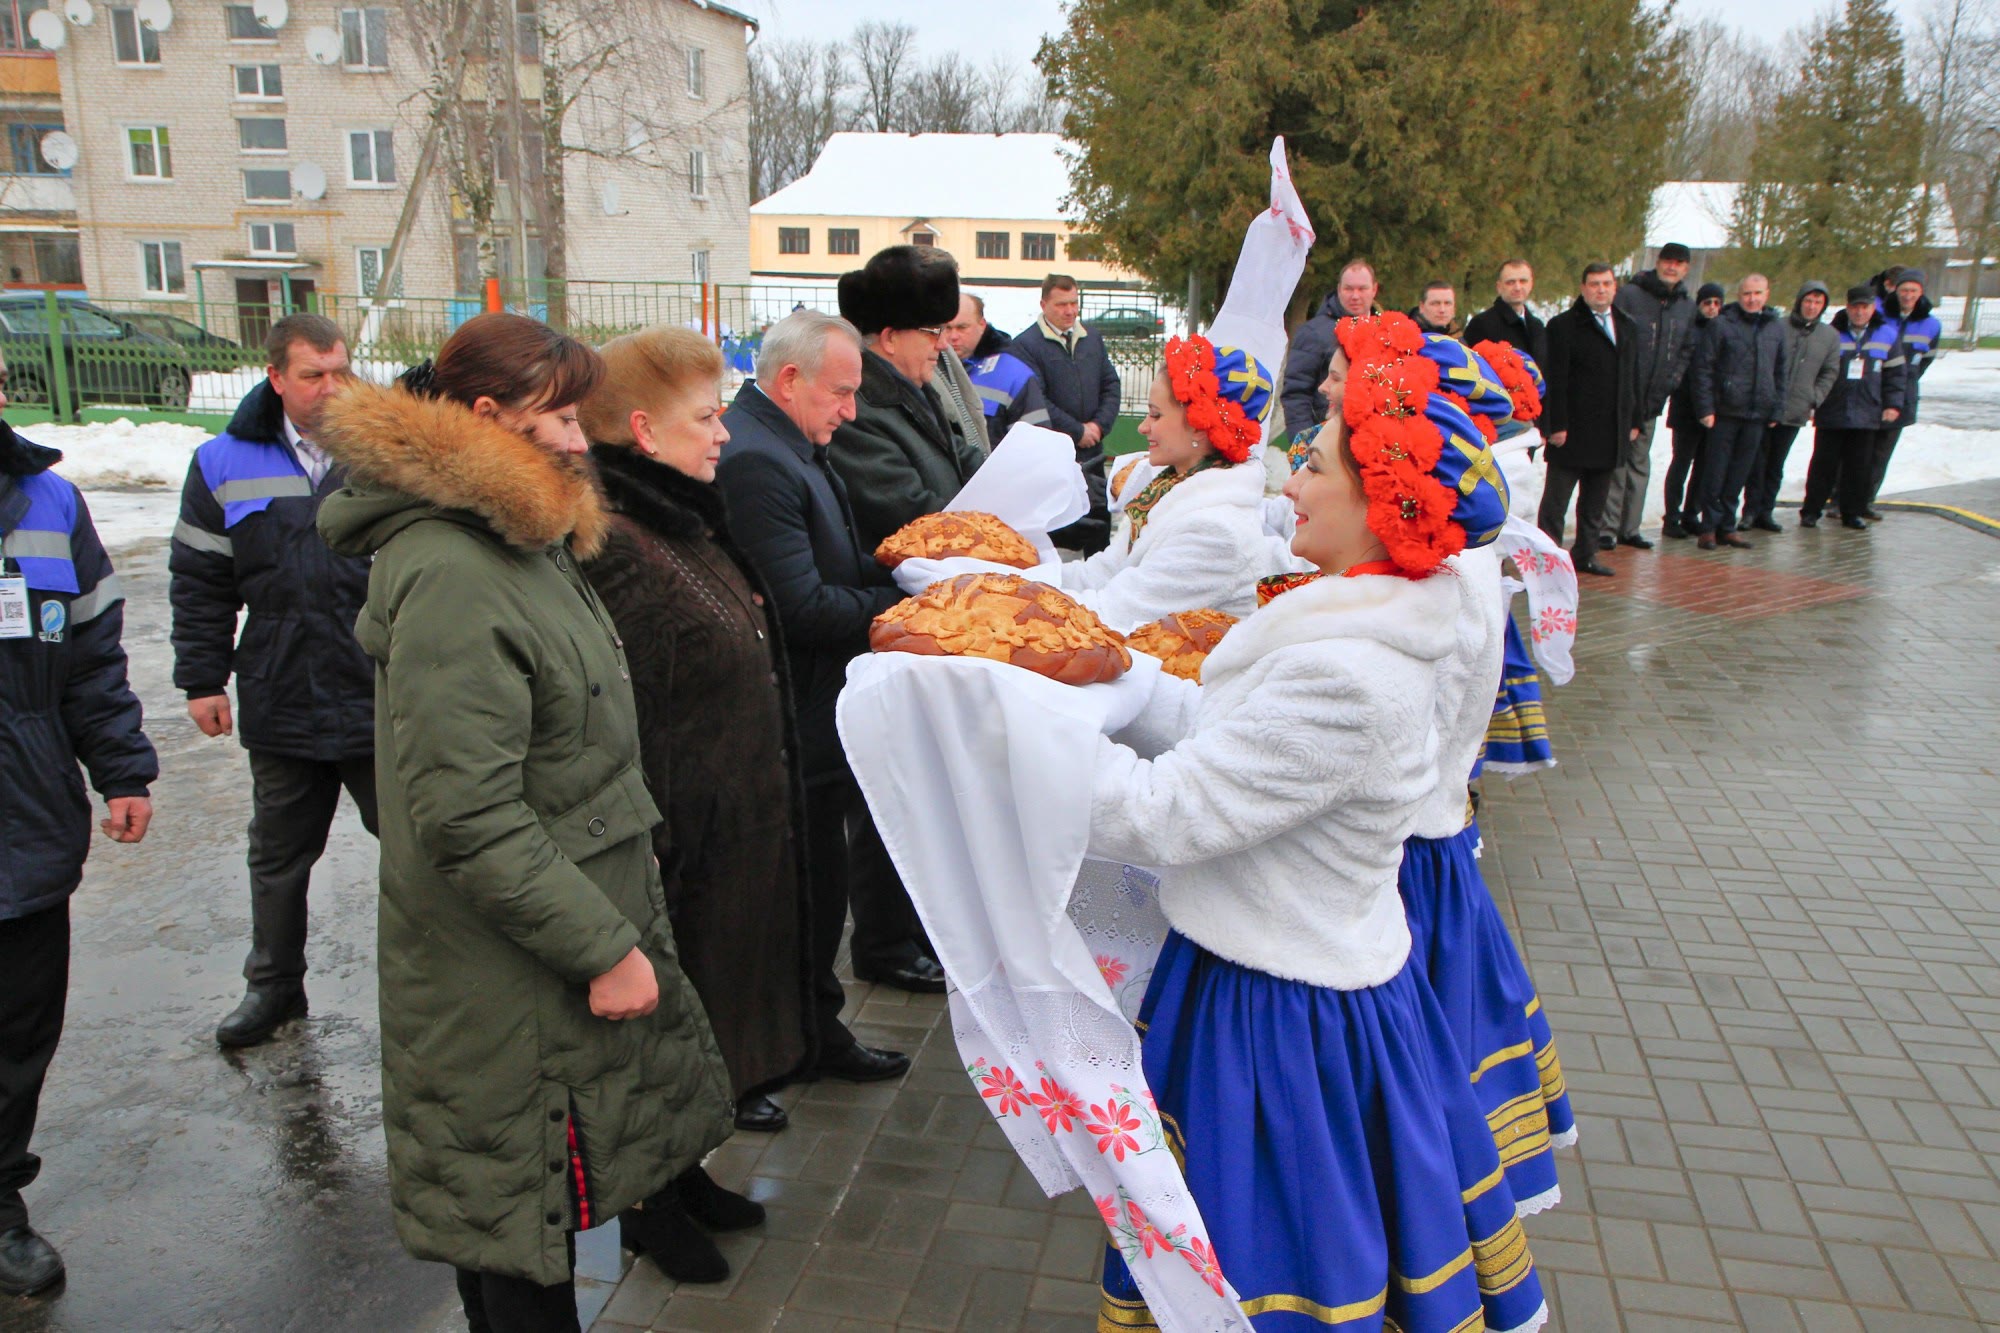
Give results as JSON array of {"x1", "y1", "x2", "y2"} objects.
[
  {"x1": 33, "y1": 0, "x2": 749, "y2": 332},
  {"x1": 750, "y1": 134, "x2": 1145, "y2": 292},
  {"x1": 0, "y1": 0, "x2": 80, "y2": 289}
]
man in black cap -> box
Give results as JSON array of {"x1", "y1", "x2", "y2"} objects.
[
  {"x1": 829, "y1": 245, "x2": 987, "y2": 556},
  {"x1": 1661, "y1": 283, "x2": 1724, "y2": 537},
  {"x1": 1606, "y1": 242, "x2": 1696, "y2": 548}
]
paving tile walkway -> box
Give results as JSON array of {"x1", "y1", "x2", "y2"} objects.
[{"x1": 591, "y1": 485, "x2": 2000, "y2": 1332}]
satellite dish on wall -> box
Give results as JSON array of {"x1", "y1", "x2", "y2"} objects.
[
  {"x1": 294, "y1": 161, "x2": 328, "y2": 200},
  {"x1": 63, "y1": 0, "x2": 95, "y2": 26},
  {"x1": 304, "y1": 24, "x2": 340, "y2": 64},
  {"x1": 27, "y1": 8, "x2": 65, "y2": 45},
  {"x1": 39, "y1": 131, "x2": 78, "y2": 171},
  {"x1": 251, "y1": 0, "x2": 286, "y2": 28},
  {"x1": 134, "y1": 0, "x2": 171, "y2": 31}
]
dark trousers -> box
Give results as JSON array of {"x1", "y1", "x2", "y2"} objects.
[
  {"x1": 1697, "y1": 416, "x2": 1768, "y2": 535},
  {"x1": 800, "y1": 773, "x2": 930, "y2": 1052},
  {"x1": 1744, "y1": 424, "x2": 1801, "y2": 526},
  {"x1": 1802, "y1": 427, "x2": 1880, "y2": 520},
  {"x1": 1866, "y1": 425, "x2": 1903, "y2": 507},
  {"x1": 455, "y1": 1237, "x2": 578, "y2": 1333},
  {"x1": 1537, "y1": 460, "x2": 1613, "y2": 559},
  {"x1": 244, "y1": 750, "x2": 379, "y2": 990},
  {"x1": 1663, "y1": 424, "x2": 1708, "y2": 528},
  {"x1": 0, "y1": 902, "x2": 69, "y2": 1231}
]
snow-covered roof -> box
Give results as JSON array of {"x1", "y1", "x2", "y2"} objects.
[
  {"x1": 752, "y1": 133, "x2": 1077, "y2": 221},
  {"x1": 1646, "y1": 180, "x2": 1959, "y2": 251}
]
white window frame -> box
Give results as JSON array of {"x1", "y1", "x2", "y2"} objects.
[
  {"x1": 237, "y1": 117, "x2": 287, "y2": 154},
  {"x1": 109, "y1": 6, "x2": 161, "y2": 66},
  {"x1": 346, "y1": 128, "x2": 395, "y2": 186},
  {"x1": 233, "y1": 63, "x2": 283, "y2": 100},
  {"x1": 247, "y1": 221, "x2": 296, "y2": 257},
  {"x1": 339, "y1": 7, "x2": 389, "y2": 71},
  {"x1": 356, "y1": 245, "x2": 405, "y2": 302},
  {"x1": 138, "y1": 239, "x2": 185, "y2": 296},
  {"x1": 687, "y1": 148, "x2": 707, "y2": 200},
  {"x1": 691, "y1": 249, "x2": 710, "y2": 284},
  {"x1": 242, "y1": 166, "x2": 291, "y2": 202},
  {"x1": 222, "y1": 3, "x2": 277, "y2": 40},
  {"x1": 685, "y1": 46, "x2": 705, "y2": 99},
  {"x1": 124, "y1": 125, "x2": 171, "y2": 181}
]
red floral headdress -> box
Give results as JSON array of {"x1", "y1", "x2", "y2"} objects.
[
  {"x1": 1471, "y1": 339, "x2": 1544, "y2": 422},
  {"x1": 1163, "y1": 335, "x2": 1266, "y2": 464},
  {"x1": 1333, "y1": 312, "x2": 1467, "y2": 579}
]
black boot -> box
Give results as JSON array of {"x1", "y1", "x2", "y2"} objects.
[
  {"x1": 0, "y1": 1225, "x2": 64, "y2": 1297},
  {"x1": 674, "y1": 1165, "x2": 765, "y2": 1232},
  {"x1": 619, "y1": 1194, "x2": 728, "y2": 1284},
  {"x1": 216, "y1": 987, "x2": 307, "y2": 1048}
]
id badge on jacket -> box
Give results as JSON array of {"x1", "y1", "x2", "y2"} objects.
[{"x1": 0, "y1": 573, "x2": 31, "y2": 639}]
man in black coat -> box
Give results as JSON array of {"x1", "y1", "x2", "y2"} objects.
[
  {"x1": 2, "y1": 385, "x2": 156, "y2": 1296},
  {"x1": 1464, "y1": 259, "x2": 1548, "y2": 370},
  {"x1": 1605, "y1": 243, "x2": 1696, "y2": 549},
  {"x1": 1537, "y1": 263, "x2": 1639, "y2": 576},
  {"x1": 1281, "y1": 259, "x2": 1382, "y2": 436},
  {"x1": 1008, "y1": 274, "x2": 1120, "y2": 553},
  {"x1": 1689, "y1": 274, "x2": 1789, "y2": 549},
  {"x1": 169, "y1": 314, "x2": 377, "y2": 1048},
  {"x1": 717, "y1": 310, "x2": 922, "y2": 1079}
]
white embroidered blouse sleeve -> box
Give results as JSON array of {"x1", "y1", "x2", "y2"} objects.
[{"x1": 1060, "y1": 518, "x2": 1244, "y2": 630}]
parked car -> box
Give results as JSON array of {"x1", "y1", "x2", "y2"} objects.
[
  {"x1": 0, "y1": 294, "x2": 195, "y2": 412},
  {"x1": 114, "y1": 310, "x2": 244, "y2": 351},
  {"x1": 1088, "y1": 306, "x2": 1166, "y2": 338}
]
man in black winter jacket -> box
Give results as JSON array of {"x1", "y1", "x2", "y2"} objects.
[
  {"x1": 1, "y1": 370, "x2": 156, "y2": 1296},
  {"x1": 717, "y1": 310, "x2": 916, "y2": 1082},
  {"x1": 1008, "y1": 274, "x2": 1119, "y2": 553},
  {"x1": 1605, "y1": 243, "x2": 1696, "y2": 548},
  {"x1": 1689, "y1": 275, "x2": 1789, "y2": 548},
  {"x1": 169, "y1": 314, "x2": 376, "y2": 1048},
  {"x1": 1464, "y1": 259, "x2": 1548, "y2": 373},
  {"x1": 1281, "y1": 260, "x2": 1381, "y2": 436}
]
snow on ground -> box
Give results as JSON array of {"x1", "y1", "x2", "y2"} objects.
[{"x1": 27, "y1": 352, "x2": 2000, "y2": 558}]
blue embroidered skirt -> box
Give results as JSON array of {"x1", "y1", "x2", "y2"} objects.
[
  {"x1": 1401, "y1": 825, "x2": 1576, "y2": 1217},
  {"x1": 1482, "y1": 616, "x2": 1553, "y2": 775},
  {"x1": 1100, "y1": 931, "x2": 1548, "y2": 1333}
]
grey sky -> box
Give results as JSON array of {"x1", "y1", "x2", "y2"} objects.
[{"x1": 735, "y1": 0, "x2": 1928, "y2": 65}]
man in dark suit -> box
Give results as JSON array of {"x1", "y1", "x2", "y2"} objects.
[
  {"x1": 716, "y1": 310, "x2": 916, "y2": 1104},
  {"x1": 1537, "y1": 263, "x2": 1639, "y2": 576},
  {"x1": 1008, "y1": 274, "x2": 1120, "y2": 553},
  {"x1": 1464, "y1": 258, "x2": 1548, "y2": 368},
  {"x1": 1688, "y1": 273, "x2": 1788, "y2": 550}
]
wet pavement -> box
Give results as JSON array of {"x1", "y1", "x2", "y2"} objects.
[{"x1": 6, "y1": 479, "x2": 2000, "y2": 1331}]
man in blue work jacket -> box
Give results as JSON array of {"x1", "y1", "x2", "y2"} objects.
[{"x1": 0, "y1": 354, "x2": 157, "y2": 1296}]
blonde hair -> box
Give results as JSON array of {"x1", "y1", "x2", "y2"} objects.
[{"x1": 579, "y1": 323, "x2": 725, "y2": 447}]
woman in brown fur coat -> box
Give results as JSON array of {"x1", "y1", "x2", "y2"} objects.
[{"x1": 579, "y1": 326, "x2": 815, "y2": 1279}]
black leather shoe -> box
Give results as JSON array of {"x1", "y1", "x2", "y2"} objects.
[
  {"x1": 814, "y1": 1043, "x2": 910, "y2": 1083},
  {"x1": 1717, "y1": 532, "x2": 1755, "y2": 549},
  {"x1": 1862, "y1": 508, "x2": 1885, "y2": 521},
  {"x1": 620, "y1": 1196, "x2": 727, "y2": 1283},
  {"x1": 1750, "y1": 517, "x2": 1784, "y2": 533},
  {"x1": 1596, "y1": 533, "x2": 1614, "y2": 550},
  {"x1": 1617, "y1": 533, "x2": 1655, "y2": 550},
  {"x1": 1697, "y1": 533, "x2": 1718, "y2": 549},
  {"x1": 1662, "y1": 520, "x2": 1689, "y2": 540},
  {"x1": 216, "y1": 987, "x2": 307, "y2": 1048},
  {"x1": 0, "y1": 1226, "x2": 64, "y2": 1297},
  {"x1": 674, "y1": 1165, "x2": 765, "y2": 1232},
  {"x1": 1798, "y1": 513, "x2": 1819, "y2": 528},
  {"x1": 853, "y1": 955, "x2": 946, "y2": 995},
  {"x1": 733, "y1": 1093, "x2": 788, "y2": 1133},
  {"x1": 1842, "y1": 516, "x2": 1870, "y2": 530},
  {"x1": 1577, "y1": 560, "x2": 1616, "y2": 577}
]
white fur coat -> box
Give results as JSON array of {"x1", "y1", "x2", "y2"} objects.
[
  {"x1": 1409, "y1": 547, "x2": 1506, "y2": 839},
  {"x1": 1060, "y1": 461, "x2": 1286, "y2": 631},
  {"x1": 1087, "y1": 570, "x2": 1459, "y2": 989}
]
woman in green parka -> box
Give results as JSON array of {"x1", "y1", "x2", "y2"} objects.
[{"x1": 315, "y1": 313, "x2": 733, "y2": 1330}]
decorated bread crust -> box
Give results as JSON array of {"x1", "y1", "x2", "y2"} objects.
[
  {"x1": 870, "y1": 572, "x2": 1131, "y2": 686},
  {"x1": 1125, "y1": 609, "x2": 1239, "y2": 682},
  {"x1": 1110, "y1": 456, "x2": 1144, "y2": 500},
  {"x1": 874, "y1": 510, "x2": 1039, "y2": 570}
]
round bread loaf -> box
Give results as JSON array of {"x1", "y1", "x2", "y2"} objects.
[
  {"x1": 1125, "y1": 608, "x2": 1239, "y2": 682},
  {"x1": 870, "y1": 572, "x2": 1131, "y2": 686},
  {"x1": 874, "y1": 511, "x2": 1039, "y2": 570},
  {"x1": 1110, "y1": 456, "x2": 1144, "y2": 500}
]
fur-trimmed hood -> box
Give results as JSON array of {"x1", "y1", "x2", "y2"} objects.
[{"x1": 315, "y1": 379, "x2": 608, "y2": 559}]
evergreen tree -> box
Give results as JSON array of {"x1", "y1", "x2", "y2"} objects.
[
  {"x1": 1036, "y1": 0, "x2": 1684, "y2": 321},
  {"x1": 1732, "y1": 0, "x2": 1927, "y2": 291}
]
